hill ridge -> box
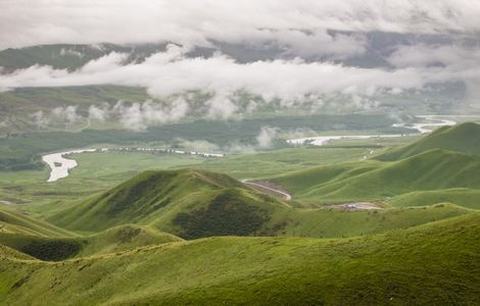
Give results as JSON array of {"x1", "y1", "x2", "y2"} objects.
[{"x1": 376, "y1": 121, "x2": 480, "y2": 161}]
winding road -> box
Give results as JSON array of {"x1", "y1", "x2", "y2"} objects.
[{"x1": 241, "y1": 179, "x2": 292, "y2": 201}]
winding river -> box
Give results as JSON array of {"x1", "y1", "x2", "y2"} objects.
[
  {"x1": 42, "y1": 147, "x2": 225, "y2": 183},
  {"x1": 42, "y1": 149, "x2": 96, "y2": 182},
  {"x1": 42, "y1": 116, "x2": 458, "y2": 183},
  {"x1": 287, "y1": 115, "x2": 457, "y2": 146}
]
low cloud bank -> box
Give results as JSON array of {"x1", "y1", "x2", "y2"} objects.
[
  {"x1": 1, "y1": 44, "x2": 470, "y2": 100},
  {"x1": 1, "y1": 0, "x2": 480, "y2": 50},
  {"x1": 4, "y1": 42, "x2": 479, "y2": 126}
]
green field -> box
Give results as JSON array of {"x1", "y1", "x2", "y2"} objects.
[
  {"x1": 1, "y1": 213, "x2": 479, "y2": 305},
  {"x1": 0, "y1": 117, "x2": 478, "y2": 304},
  {"x1": 1, "y1": 33, "x2": 480, "y2": 305},
  {"x1": 0, "y1": 144, "x2": 378, "y2": 216}
]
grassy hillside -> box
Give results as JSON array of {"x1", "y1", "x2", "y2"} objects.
[
  {"x1": 0, "y1": 206, "x2": 74, "y2": 237},
  {"x1": 389, "y1": 188, "x2": 480, "y2": 210},
  {"x1": 0, "y1": 224, "x2": 181, "y2": 261},
  {"x1": 271, "y1": 203, "x2": 471, "y2": 238},
  {"x1": 272, "y1": 149, "x2": 480, "y2": 204},
  {"x1": 76, "y1": 225, "x2": 182, "y2": 257},
  {"x1": 47, "y1": 168, "x2": 472, "y2": 240},
  {"x1": 0, "y1": 213, "x2": 478, "y2": 305},
  {"x1": 377, "y1": 122, "x2": 480, "y2": 161},
  {"x1": 50, "y1": 169, "x2": 286, "y2": 238}
]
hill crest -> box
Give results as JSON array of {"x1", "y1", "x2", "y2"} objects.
[{"x1": 376, "y1": 122, "x2": 480, "y2": 161}]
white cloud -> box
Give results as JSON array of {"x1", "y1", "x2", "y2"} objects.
[
  {"x1": 88, "y1": 104, "x2": 109, "y2": 121},
  {"x1": 31, "y1": 111, "x2": 50, "y2": 127},
  {"x1": 2, "y1": 43, "x2": 480, "y2": 120},
  {"x1": 51, "y1": 105, "x2": 79, "y2": 124},
  {"x1": 257, "y1": 127, "x2": 279, "y2": 148},
  {"x1": 0, "y1": 46, "x2": 433, "y2": 97},
  {"x1": 95, "y1": 98, "x2": 191, "y2": 131},
  {"x1": 1, "y1": 0, "x2": 480, "y2": 51}
]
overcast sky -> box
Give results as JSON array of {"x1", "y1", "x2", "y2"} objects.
[
  {"x1": 1, "y1": 0, "x2": 480, "y2": 50},
  {"x1": 1, "y1": 0, "x2": 480, "y2": 120}
]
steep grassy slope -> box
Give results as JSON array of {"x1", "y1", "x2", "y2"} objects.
[
  {"x1": 273, "y1": 149, "x2": 480, "y2": 204},
  {"x1": 0, "y1": 225, "x2": 182, "y2": 261},
  {"x1": 0, "y1": 206, "x2": 74, "y2": 237},
  {"x1": 0, "y1": 213, "x2": 478, "y2": 305},
  {"x1": 377, "y1": 122, "x2": 480, "y2": 161},
  {"x1": 50, "y1": 169, "x2": 285, "y2": 238}
]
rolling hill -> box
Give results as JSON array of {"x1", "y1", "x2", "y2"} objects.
[
  {"x1": 0, "y1": 213, "x2": 478, "y2": 305},
  {"x1": 272, "y1": 149, "x2": 480, "y2": 204},
  {"x1": 377, "y1": 122, "x2": 480, "y2": 161},
  {"x1": 389, "y1": 188, "x2": 480, "y2": 210},
  {"x1": 0, "y1": 206, "x2": 74, "y2": 237},
  {"x1": 270, "y1": 123, "x2": 480, "y2": 207},
  {"x1": 0, "y1": 224, "x2": 182, "y2": 261},
  {"x1": 50, "y1": 169, "x2": 287, "y2": 238},
  {"x1": 47, "y1": 168, "x2": 472, "y2": 240}
]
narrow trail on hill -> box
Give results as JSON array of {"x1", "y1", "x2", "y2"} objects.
[{"x1": 241, "y1": 179, "x2": 292, "y2": 204}]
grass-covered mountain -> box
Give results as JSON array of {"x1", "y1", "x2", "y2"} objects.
[
  {"x1": 1, "y1": 213, "x2": 479, "y2": 305},
  {"x1": 271, "y1": 123, "x2": 480, "y2": 206},
  {"x1": 47, "y1": 169, "x2": 471, "y2": 240},
  {"x1": 0, "y1": 125, "x2": 478, "y2": 304},
  {"x1": 50, "y1": 169, "x2": 286, "y2": 238},
  {"x1": 377, "y1": 122, "x2": 480, "y2": 161},
  {"x1": 272, "y1": 149, "x2": 480, "y2": 204}
]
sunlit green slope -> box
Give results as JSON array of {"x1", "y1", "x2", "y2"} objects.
[
  {"x1": 50, "y1": 169, "x2": 286, "y2": 238},
  {"x1": 377, "y1": 122, "x2": 480, "y2": 161},
  {"x1": 273, "y1": 149, "x2": 480, "y2": 204},
  {"x1": 0, "y1": 213, "x2": 478, "y2": 305}
]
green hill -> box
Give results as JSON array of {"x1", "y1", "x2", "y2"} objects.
[
  {"x1": 0, "y1": 224, "x2": 182, "y2": 261},
  {"x1": 50, "y1": 169, "x2": 286, "y2": 238},
  {"x1": 0, "y1": 206, "x2": 74, "y2": 237},
  {"x1": 0, "y1": 213, "x2": 478, "y2": 305},
  {"x1": 76, "y1": 225, "x2": 182, "y2": 257},
  {"x1": 47, "y1": 168, "x2": 472, "y2": 240},
  {"x1": 377, "y1": 122, "x2": 480, "y2": 161},
  {"x1": 273, "y1": 203, "x2": 470, "y2": 237},
  {"x1": 389, "y1": 188, "x2": 480, "y2": 209},
  {"x1": 272, "y1": 149, "x2": 480, "y2": 204}
]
